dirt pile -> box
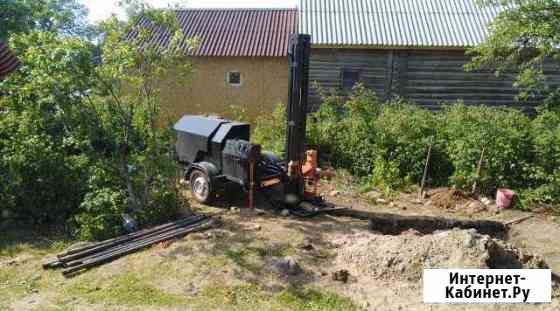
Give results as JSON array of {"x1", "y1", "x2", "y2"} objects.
[
  {"x1": 332, "y1": 229, "x2": 547, "y2": 282},
  {"x1": 429, "y1": 188, "x2": 471, "y2": 209},
  {"x1": 429, "y1": 188, "x2": 487, "y2": 214}
]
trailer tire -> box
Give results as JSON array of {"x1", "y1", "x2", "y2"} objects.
[{"x1": 189, "y1": 169, "x2": 215, "y2": 204}]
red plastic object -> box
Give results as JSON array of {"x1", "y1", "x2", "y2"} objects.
[{"x1": 496, "y1": 189, "x2": 515, "y2": 210}]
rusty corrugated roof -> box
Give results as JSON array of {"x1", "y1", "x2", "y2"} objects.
[
  {"x1": 134, "y1": 8, "x2": 297, "y2": 57},
  {"x1": 0, "y1": 41, "x2": 20, "y2": 79}
]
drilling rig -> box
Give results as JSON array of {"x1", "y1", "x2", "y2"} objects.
[{"x1": 173, "y1": 34, "x2": 329, "y2": 214}]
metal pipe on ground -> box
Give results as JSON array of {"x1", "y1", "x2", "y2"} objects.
[
  {"x1": 63, "y1": 218, "x2": 218, "y2": 276},
  {"x1": 62, "y1": 218, "x2": 210, "y2": 268},
  {"x1": 44, "y1": 215, "x2": 206, "y2": 269},
  {"x1": 57, "y1": 214, "x2": 203, "y2": 258},
  {"x1": 58, "y1": 215, "x2": 206, "y2": 263},
  {"x1": 62, "y1": 218, "x2": 221, "y2": 277}
]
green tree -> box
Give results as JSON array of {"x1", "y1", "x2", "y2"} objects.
[
  {"x1": 0, "y1": 1, "x2": 195, "y2": 237},
  {"x1": 0, "y1": 0, "x2": 93, "y2": 40},
  {"x1": 467, "y1": 0, "x2": 560, "y2": 107},
  {"x1": 0, "y1": 31, "x2": 97, "y2": 222},
  {"x1": 84, "y1": 3, "x2": 196, "y2": 223}
]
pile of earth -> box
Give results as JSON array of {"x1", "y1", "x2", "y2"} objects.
[
  {"x1": 332, "y1": 229, "x2": 547, "y2": 282},
  {"x1": 428, "y1": 188, "x2": 487, "y2": 214}
]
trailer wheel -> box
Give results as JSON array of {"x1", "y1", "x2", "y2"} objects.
[{"x1": 189, "y1": 169, "x2": 214, "y2": 204}]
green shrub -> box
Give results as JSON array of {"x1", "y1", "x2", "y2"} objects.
[
  {"x1": 74, "y1": 188, "x2": 128, "y2": 241},
  {"x1": 521, "y1": 110, "x2": 560, "y2": 210},
  {"x1": 307, "y1": 87, "x2": 450, "y2": 189},
  {"x1": 0, "y1": 115, "x2": 91, "y2": 224},
  {"x1": 372, "y1": 101, "x2": 452, "y2": 190},
  {"x1": 135, "y1": 175, "x2": 184, "y2": 227},
  {"x1": 531, "y1": 110, "x2": 560, "y2": 174},
  {"x1": 438, "y1": 104, "x2": 533, "y2": 194},
  {"x1": 254, "y1": 85, "x2": 559, "y2": 212},
  {"x1": 0, "y1": 32, "x2": 95, "y2": 224},
  {"x1": 307, "y1": 85, "x2": 382, "y2": 176},
  {"x1": 371, "y1": 156, "x2": 403, "y2": 193},
  {"x1": 306, "y1": 92, "x2": 344, "y2": 156},
  {"x1": 252, "y1": 103, "x2": 287, "y2": 156},
  {"x1": 0, "y1": 29, "x2": 189, "y2": 238}
]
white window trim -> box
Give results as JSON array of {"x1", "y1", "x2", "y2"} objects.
[{"x1": 226, "y1": 70, "x2": 242, "y2": 87}]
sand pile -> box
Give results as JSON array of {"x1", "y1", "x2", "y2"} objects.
[{"x1": 332, "y1": 229, "x2": 547, "y2": 282}]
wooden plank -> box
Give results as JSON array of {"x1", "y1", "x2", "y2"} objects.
[
  {"x1": 397, "y1": 51, "x2": 408, "y2": 97},
  {"x1": 406, "y1": 87, "x2": 521, "y2": 95},
  {"x1": 309, "y1": 47, "x2": 559, "y2": 110},
  {"x1": 385, "y1": 50, "x2": 395, "y2": 100}
]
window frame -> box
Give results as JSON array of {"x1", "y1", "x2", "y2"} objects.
[
  {"x1": 340, "y1": 69, "x2": 361, "y2": 90},
  {"x1": 226, "y1": 70, "x2": 242, "y2": 87}
]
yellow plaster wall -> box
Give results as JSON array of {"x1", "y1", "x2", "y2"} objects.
[{"x1": 159, "y1": 56, "x2": 289, "y2": 124}]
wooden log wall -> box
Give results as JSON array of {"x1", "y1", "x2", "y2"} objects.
[
  {"x1": 309, "y1": 48, "x2": 560, "y2": 111},
  {"x1": 308, "y1": 48, "x2": 388, "y2": 110}
]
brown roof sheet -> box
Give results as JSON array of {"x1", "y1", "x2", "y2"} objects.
[
  {"x1": 134, "y1": 9, "x2": 297, "y2": 57},
  {"x1": 0, "y1": 41, "x2": 20, "y2": 79}
]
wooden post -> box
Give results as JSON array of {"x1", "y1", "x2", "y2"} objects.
[
  {"x1": 397, "y1": 51, "x2": 409, "y2": 98},
  {"x1": 472, "y1": 146, "x2": 486, "y2": 194},
  {"x1": 385, "y1": 50, "x2": 395, "y2": 101},
  {"x1": 418, "y1": 143, "x2": 433, "y2": 200}
]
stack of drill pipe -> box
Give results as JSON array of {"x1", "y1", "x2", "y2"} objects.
[{"x1": 43, "y1": 215, "x2": 219, "y2": 276}]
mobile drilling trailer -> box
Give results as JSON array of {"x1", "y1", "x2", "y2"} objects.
[{"x1": 174, "y1": 34, "x2": 322, "y2": 210}]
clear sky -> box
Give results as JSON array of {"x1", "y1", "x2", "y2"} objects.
[{"x1": 80, "y1": 0, "x2": 298, "y2": 22}]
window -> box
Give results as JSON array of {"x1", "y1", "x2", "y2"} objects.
[
  {"x1": 341, "y1": 70, "x2": 360, "y2": 89},
  {"x1": 227, "y1": 71, "x2": 242, "y2": 86}
]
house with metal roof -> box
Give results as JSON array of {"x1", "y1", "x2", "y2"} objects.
[
  {"x1": 145, "y1": 8, "x2": 297, "y2": 121},
  {"x1": 299, "y1": 0, "x2": 560, "y2": 110},
  {"x1": 0, "y1": 41, "x2": 20, "y2": 80}
]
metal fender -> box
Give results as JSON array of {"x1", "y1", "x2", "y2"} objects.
[{"x1": 185, "y1": 162, "x2": 219, "y2": 181}]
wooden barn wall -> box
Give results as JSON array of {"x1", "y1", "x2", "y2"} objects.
[
  {"x1": 308, "y1": 48, "x2": 388, "y2": 109},
  {"x1": 309, "y1": 48, "x2": 560, "y2": 111}
]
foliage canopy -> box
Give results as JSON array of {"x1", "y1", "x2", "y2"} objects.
[
  {"x1": 0, "y1": 1, "x2": 194, "y2": 239},
  {"x1": 0, "y1": 0, "x2": 94, "y2": 40},
  {"x1": 468, "y1": 0, "x2": 560, "y2": 107}
]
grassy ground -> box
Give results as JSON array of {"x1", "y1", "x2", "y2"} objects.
[{"x1": 0, "y1": 208, "x2": 359, "y2": 311}]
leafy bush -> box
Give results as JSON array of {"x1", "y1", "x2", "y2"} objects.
[
  {"x1": 372, "y1": 102, "x2": 451, "y2": 190},
  {"x1": 0, "y1": 7, "x2": 190, "y2": 239},
  {"x1": 0, "y1": 32, "x2": 95, "y2": 224},
  {"x1": 136, "y1": 176, "x2": 185, "y2": 227},
  {"x1": 256, "y1": 85, "x2": 559, "y2": 211},
  {"x1": 74, "y1": 178, "x2": 183, "y2": 241},
  {"x1": 252, "y1": 103, "x2": 287, "y2": 156},
  {"x1": 74, "y1": 188, "x2": 128, "y2": 241},
  {"x1": 307, "y1": 85, "x2": 382, "y2": 176},
  {"x1": 520, "y1": 110, "x2": 560, "y2": 211},
  {"x1": 306, "y1": 87, "x2": 449, "y2": 191},
  {"x1": 438, "y1": 104, "x2": 533, "y2": 194}
]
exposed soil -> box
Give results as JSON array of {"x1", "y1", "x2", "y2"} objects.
[
  {"x1": 2, "y1": 177, "x2": 560, "y2": 310},
  {"x1": 321, "y1": 175, "x2": 560, "y2": 274},
  {"x1": 332, "y1": 229, "x2": 547, "y2": 282},
  {"x1": 429, "y1": 187, "x2": 480, "y2": 211}
]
